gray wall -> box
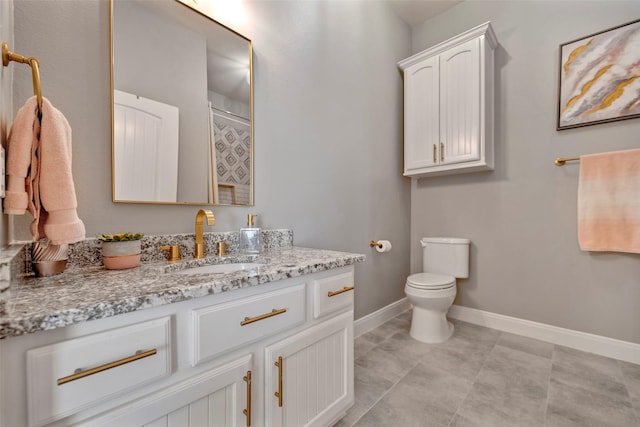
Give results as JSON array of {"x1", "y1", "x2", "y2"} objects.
[
  {"x1": 0, "y1": 0, "x2": 13, "y2": 245},
  {"x1": 411, "y1": 1, "x2": 640, "y2": 343},
  {"x1": 11, "y1": 0, "x2": 411, "y2": 320}
]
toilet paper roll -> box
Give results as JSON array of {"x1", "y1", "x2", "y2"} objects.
[{"x1": 376, "y1": 240, "x2": 392, "y2": 253}]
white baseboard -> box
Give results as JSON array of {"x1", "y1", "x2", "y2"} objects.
[
  {"x1": 448, "y1": 305, "x2": 640, "y2": 365},
  {"x1": 354, "y1": 297, "x2": 410, "y2": 338}
]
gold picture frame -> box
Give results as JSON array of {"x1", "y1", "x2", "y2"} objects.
[{"x1": 557, "y1": 19, "x2": 640, "y2": 130}]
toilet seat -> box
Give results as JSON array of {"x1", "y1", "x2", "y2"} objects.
[{"x1": 407, "y1": 273, "x2": 455, "y2": 290}]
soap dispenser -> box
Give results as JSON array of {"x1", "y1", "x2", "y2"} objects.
[{"x1": 239, "y1": 213, "x2": 261, "y2": 254}]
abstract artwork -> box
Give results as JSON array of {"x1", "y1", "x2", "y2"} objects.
[{"x1": 558, "y1": 19, "x2": 640, "y2": 130}]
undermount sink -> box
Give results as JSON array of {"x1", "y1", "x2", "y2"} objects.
[{"x1": 175, "y1": 262, "x2": 264, "y2": 275}]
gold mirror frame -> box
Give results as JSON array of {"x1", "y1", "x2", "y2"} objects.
[{"x1": 110, "y1": 0, "x2": 254, "y2": 206}]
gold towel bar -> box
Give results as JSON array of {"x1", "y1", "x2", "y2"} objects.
[
  {"x1": 1, "y1": 42, "x2": 43, "y2": 113},
  {"x1": 554, "y1": 157, "x2": 580, "y2": 166}
]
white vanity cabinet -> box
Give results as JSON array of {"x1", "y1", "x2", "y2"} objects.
[
  {"x1": 26, "y1": 317, "x2": 172, "y2": 427},
  {"x1": 0, "y1": 266, "x2": 356, "y2": 427},
  {"x1": 264, "y1": 311, "x2": 353, "y2": 427},
  {"x1": 399, "y1": 22, "x2": 498, "y2": 178},
  {"x1": 80, "y1": 354, "x2": 254, "y2": 427}
]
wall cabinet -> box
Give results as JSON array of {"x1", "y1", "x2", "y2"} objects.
[
  {"x1": 0, "y1": 266, "x2": 355, "y2": 427},
  {"x1": 399, "y1": 22, "x2": 498, "y2": 178}
]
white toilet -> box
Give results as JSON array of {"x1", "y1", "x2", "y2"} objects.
[{"x1": 405, "y1": 237, "x2": 470, "y2": 343}]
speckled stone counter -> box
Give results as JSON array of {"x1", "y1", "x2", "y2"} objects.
[{"x1": 0, "y1": 246, "x2": 365, "y2": 339}]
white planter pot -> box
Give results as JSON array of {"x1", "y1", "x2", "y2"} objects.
[{"x1": 101, "y1": 240, "x2": 142, "y2": 270}]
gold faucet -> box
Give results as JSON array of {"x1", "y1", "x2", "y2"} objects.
[{"x1": 194, "y1": 209, "x2": 215, "y2": 258}]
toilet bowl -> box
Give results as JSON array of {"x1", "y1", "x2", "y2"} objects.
[
  {"x1": 405, "y1": 238, "x2": 470, "y2": 344},
  {"x1": 405, "y1": 273, "x2": 457, "y2": 343}
]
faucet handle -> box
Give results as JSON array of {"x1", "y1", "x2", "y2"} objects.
[
  {"x1": 215, "y1": 241, "x2": 229, "y2": 256},
  {"x1": 160, "y1": 245, "x2": 181, "y2": 262}
]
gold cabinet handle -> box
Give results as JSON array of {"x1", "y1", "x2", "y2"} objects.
[
  {"x1": 440, "y1": 142, "x2": 445, "y2": 161},
  {"x1": 243, "y1": 370, "x2": 252, "y2": 427},
  {"x1": 57, "y1": 349, "x2": 157, "y2": 386},
  {"x1": 240, "y1": 308, "x2": 287, "y2": 326},
  {"x1": 433, "y1": 144, "x2": 437, "y2": 163},
  {"x1": 274, "y1": 356, "x2": 283, "y2": 407},
  {"x1": 327, "y1": 286, "x2": 355, "y2": 298}
]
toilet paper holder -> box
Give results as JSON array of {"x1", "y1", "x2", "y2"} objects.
[{"x1": 369, "y1": 240, "x2": 382, "y2": 249}]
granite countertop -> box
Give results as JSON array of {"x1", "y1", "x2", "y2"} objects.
[{"x1": 0, "y1": 246, "x2": 365, "y2": 339}]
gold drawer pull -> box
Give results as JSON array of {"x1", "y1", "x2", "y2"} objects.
[
  {"x1": 440, "y1": 142, "x2": 445, "y2": 161},
  {"x1": 243, "y1": 370, "x2": 252, "y2": 427},
  {"x1": 274, "y1": 356, "x2": 283, "y2": 407},
  {"x1": 433, "y1": 144, "x2": 437, "y2": 163},
  {"x1": 240, "y1": 308, "x2": 287, "y2": 326},
  {"x1": 328, "y1": 286, "x2": 355, "y2": 298},
  {"x1": 57, "y1": 349, "x2": 157, "y2": 386}
]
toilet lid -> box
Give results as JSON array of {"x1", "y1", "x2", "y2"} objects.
[{"x1": 407, "y1": 273, "x2": 455, "y2": 290}]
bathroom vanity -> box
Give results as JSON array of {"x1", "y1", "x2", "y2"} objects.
[{"x1": 0, "y1": 241, "x2": 364, "y2": 427}]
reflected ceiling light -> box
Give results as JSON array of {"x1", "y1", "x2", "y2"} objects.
[{"x1": 180, "y1": 0, "x2": 247, "y2": 28}]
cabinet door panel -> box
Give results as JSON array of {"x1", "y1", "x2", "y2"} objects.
[
  {"x1": 404, "y1": 56, "x2": 440, "y2": 172},
  {"x1": 80, "y1": 355, "x2": 252, "y2": 427},
  {"x1": 265, "y1": 311, "x2": 354, "y2": 427},
  {"x1": 440, "y1": 37, "x2": 480, "y2": 165}
]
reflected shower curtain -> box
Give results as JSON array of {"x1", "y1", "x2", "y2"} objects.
[{"x1": 210, "y1": 107, "x2": 251, "y2": 205}]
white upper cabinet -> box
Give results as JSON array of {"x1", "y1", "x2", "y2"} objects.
[{"x1": 399, "y1": 22, "x2": 498, "y2": 178}]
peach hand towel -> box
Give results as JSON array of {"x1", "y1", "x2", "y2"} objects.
[
  {"x1": 4, "y1": 97, "x2": 38, "y2": 217},
  {"x1": 578, "y1": 148, "x2": 640, "y2": 253},
  {"x1": 4, "y1": 96, "x2": 85, "y2": 244}
]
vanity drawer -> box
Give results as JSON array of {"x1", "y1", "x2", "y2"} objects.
[
  {"x1": 26, "y1": 317, "x2": 171, "y2": 427},
  {"x1": 193, "y1": 283, "x2": 306, "y2": 365},
  {"x1": 313, "y1": 271, "x2": 355, "y2": 318}
]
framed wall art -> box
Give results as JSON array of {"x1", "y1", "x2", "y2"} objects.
[{"x1": 557, "y1": 19, "x2": 640, "y2": 130}]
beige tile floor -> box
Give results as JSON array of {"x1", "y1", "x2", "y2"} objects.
[{"x1": 335, "y1": 310, "x2": 640, "y2": 427}]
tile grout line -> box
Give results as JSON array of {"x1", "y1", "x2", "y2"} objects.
[
  {"x1": 349, "y1": 359, "x2": 421, "y2": 426},
  {"x1": 541, "y1": 344, "x2": 557, "y2": 427},
  {"x1": 616, "y1": 359, "x2": 640, "y2": 426},
  {"x1": 446, "y1": 330, "x2": 504, "y2": 426},
  {"x1": 348, "y1": 315, "x2": 417, "y2": 426}
]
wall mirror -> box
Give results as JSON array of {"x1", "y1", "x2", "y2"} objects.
[{"x1": 110, "y1": 0, "x2": 253, "y2": 206}]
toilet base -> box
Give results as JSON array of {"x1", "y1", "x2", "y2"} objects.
[
  {"x1": 409, "y1": 306, "x2": 455, "y2": 344},
  {"x1": 405, "y1": 282, "x2": 456, "y2": 344}
]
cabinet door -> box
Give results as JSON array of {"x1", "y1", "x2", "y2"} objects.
[
  {"x1": 404, "y1": 55, "x2": 440, "y2": 173},
  {"x1": 265, "y1": 312, "x2": 354, "y2": 427},
  {"x1": 79, "y1": 355, "x2": 253, "y2": 427},
  {"x1": 439, "y1": 37, "x2": 481, "y2": 165}
]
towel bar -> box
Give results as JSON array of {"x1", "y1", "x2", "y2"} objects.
[
  {"x1": 554, "y1": 157, "x2": 580, "y2": 166},
  {"x1": 1, "y1": 42, "x2": 43, "y2": 112}
]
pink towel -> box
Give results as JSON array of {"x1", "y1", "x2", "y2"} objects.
[
  {"x1": 4, "y1": 96, "x2": 85, "y2": 244},
  {"x1": 577, "y1": 148, "x2": 640, "y2": 253}
]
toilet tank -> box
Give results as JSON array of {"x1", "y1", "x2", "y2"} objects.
[{"x1": 421, "y1": 237, "x2": 470, "y2": 278}]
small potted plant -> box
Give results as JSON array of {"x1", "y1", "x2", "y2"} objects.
[{"x1": 97, "y1": 232, "x2": 144, "y2": 270}]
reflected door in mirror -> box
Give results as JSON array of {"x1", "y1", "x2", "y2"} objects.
[{"x1": 113, "y1": 90, "x2": 180, "y2": 202}]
